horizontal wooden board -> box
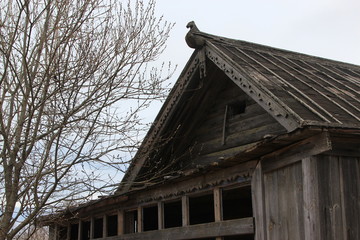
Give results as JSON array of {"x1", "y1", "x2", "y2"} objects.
[{"x1": 106, "y1": 217, "x2": 254, "y2": 240}]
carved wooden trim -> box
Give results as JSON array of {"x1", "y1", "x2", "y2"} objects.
[
  {"x1": 119, "y1": 51, "x2": 203, "y2": 193},
  {"x1": 205, "y1": 42, "x2": 300, "y2": 132},
  {"x1": 133, "y1": 160, "x2": 256, "y2": 204}
]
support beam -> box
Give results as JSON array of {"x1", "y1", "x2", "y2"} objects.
[
  {"x1": 90, "y1": 217, "x2": 94, "y2": 239},
  {"x1": 103, "y1": 215, "x2": 107, "y2": 238},
  {"x1": 67, "y1": 223, "x2": 71, "y2": 240},
  {"x1": 214, "y1": 187, "x2": 223, "y2": 222},
  {"x1": 214, "y1": 187, "x2": 223, "y2": 240},
  {"x1": 137, "y1": 207, "x2": 143, "y2": 233},
  {"x1": 158, "y1": 202, "x2": 164, "y2": 230},
  {"x1": 78, "y1": 221, "x2": 82, "y2": 240},
  {"x1": 302, "y1": 157, "x2": 321, "y2": 240},
  {"x1": 118, "y1": 210, "x2": 124, "y2": 235},
  {"x1": 182, "y1": 196, "x2": 189, "y2": 226}
]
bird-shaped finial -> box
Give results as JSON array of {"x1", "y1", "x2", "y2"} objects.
[{"x1": 185, "y1": 21, "x2": 205, "y2": 49}]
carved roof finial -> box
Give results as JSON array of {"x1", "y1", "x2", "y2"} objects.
[{"x1": 185, "y1": 21, "x2": 205, "y2": 49}]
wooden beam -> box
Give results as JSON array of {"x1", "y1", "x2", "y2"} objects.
[
  {"x1": 133, "y1": 160, "x2": 256, "y2": 204},
  {"x1": 158, "y1": 202, "x2": 164, "y2": 230},
  {"x1": 214, "y1": 188, "x2": 223, "y2": 240},
  {"x1": 251, "y1": 162, "x2": 267, "y2": 240},
  {"x1": 103, "y1": 215, "x2": 107, "y2": 238},
  {"x1": 182, "y1": 196, "x2": 189, "y2": 226},
  {"x1": 67, "y1": 223, "x2": 71, "y2": 240},
  {"x1": 90, "y1": 217, "x2": 94, "y2": 239},
  {"x1": 77, "y1": 221, "x2": 82, "y2": 240},
  {"x1": 118, "y1": 210, "x2": 124, "y2": 235},
  {"x1": 137, "y1": 207, "x2": 142, "y2": 233},
  {"x1": 261, "y1": 132, "x2": 332, "y2": 172},
  {"x1": 302, "y1": 157, "x2": 321, "y2": 240},
  {"x1": 214, "y1": 187, "x2": 222, "y2": 222},
  {"x1": 106, "y1": 217, "x2": 254, "y2": 240},
  {"x1": 54, "y1": 224, "x2": 59, "y2": 240}
]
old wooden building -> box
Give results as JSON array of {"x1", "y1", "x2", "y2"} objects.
[{"x1": 45, "y1": 22, "x2": 360, "y2": 240}]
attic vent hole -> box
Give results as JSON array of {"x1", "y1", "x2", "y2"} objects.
[{"x1": 228, "y1": 100, "x2": 246, "y2": 117}]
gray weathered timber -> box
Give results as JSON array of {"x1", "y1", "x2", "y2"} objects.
[
  {"x1": 105, "y1": 218, "x2": 254, "y2": 240},
  {"x1": 302, "y1": 157, "x2": 321, "y2": 240},
  {"x1": 252, "y1": 162, "x2": 267, "y2": 240},
  {"x1": 263, "y1": 162, "x2": 304, "y2": 240}
]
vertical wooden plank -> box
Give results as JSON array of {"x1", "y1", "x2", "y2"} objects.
[
  {"x1": 54, "y1": 224, "x2": 59, "y2": 240},
  {"x1": 317, "y1": 155, "x2": 344, "y2": 240},
  {"x1": 339, "y1": 157, "x2": 348, "y2": 240},
  {"x1": 214, "y1": 187, "x2": 223, "y2": 222},
  {"x1": 48, "y1": 225, "x2": 55, "y2": 240},
  {"x1": 118, "y1": 210, "x2": 124, "y2": 235},
  {"x1": 302, "y1": 157, "x2": 321, "y2": 240},
  {"x1": 103, "y1": 215, "x2": 107, "y2": 238},
  {"x1": 158, "y1": 202, "x2": 164, "y2": 230},
  {"x1": 214, "y1": 187, "x2": 223, "y2": 240},
  {"x1": 182, "y1": 196, "x2": 189, "y2": 226},
  {"x1": 340, "y1": 156, "x2": 360, "y2": 240},
  {"x1": 137, "y1": 206, "x2": 143, "y2": 233},
  {"x1": 251, "y1": 162, "x2": 267, "y2": 240},
  {"x1": 264, "y1": 162, "x2": 304, "y2": 240},
  {"x1": 264, "y1": 169, "x2": 279, "y2": 240},
  {"x1": 77, "y1": 221, "x2": 82, "y2": 240},
  {"x1": 90, "y1": 217, "x2": 94, "y2": 239},
  {"x1": 67, "y1": 223, "x2": 71, "y2": 240}
]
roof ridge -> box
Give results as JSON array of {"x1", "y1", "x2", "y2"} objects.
[{"x1": 185, "y1": 21, "x2": 360, "y2": 70}]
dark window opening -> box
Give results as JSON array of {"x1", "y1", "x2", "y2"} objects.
[
  {"x1": 228, "y1": 100, "x2": 246, "y2": 117},
  {"x1": 93, "y1": 218, "x2": 103, "y2": 239},
  {"x1": 107, "y1": 214, "x2": 118, "y2": 237},
  {"x1": 222, "y1": 186, "x2": 253, "y2": 220},
  {"x1": 224, "y1": 234, "x2": 254, "y2": 240},
  {"x1": 143, "y1": 205, "x2": 158, "y2": 231},
  {"x1": 70, "y1": 224, "x2": 79, "y2": 240},
  {"x1": 58, "y1": 226, "x2": 67, "y2": 240},
  {"x1": 124, "y1": 210, "x2": 138, "y2": 234},
  {"x1": 189, "y1": 193, "x2": 214, "y2": 225},
  {"x1": 81, "y1": 221, "x2": 90, "y2": 240},
  {"x1": 164, "y1": 200, "x2": 182, "y2": 228}
]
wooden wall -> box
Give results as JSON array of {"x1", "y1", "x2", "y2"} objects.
[
  {"x1": 135, "y1": 63, "x2": 287, "y2": 182},
  {"x1": 316, "y1": 155, "x2": 360, "y2": 240},
  {"x1": 184, "y1": 74, "x2": 286, "y2": 168},
  {"x1": 252, "y1": 151, "x2": 360, "y2": 240}
]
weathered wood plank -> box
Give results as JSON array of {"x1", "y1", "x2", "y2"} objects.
[
  {"x1": 214, "y1": 187, "x2": 222, "y2": 222},
  {"x1": 317, "y1": 155, "x2": 344, "y2": 240},
  {"x1": 117, "y1": 210, "x2": 124, "y2": 236},
  {"x1": 137, "y1": 207, "x2": 142, "y2": 233},
  {"x1": 105, "y1": 218, "x2": 254, "y2": 240},
  {"x1": 264, "y1": 162, "x2": 304, "y2": 240},
  {"x1": 302, "y1": 157, "x2": 321, "y2": 240},
  {"x1": 340, "y1": 156, "x2": 360, "y2": 240},
  {"x1": 262, "y1": 132, "x2": 332, "y2": 172},
  {"x1": 182, "y1": 196, "x2": 189, "y2": 227},
  {"x1": 192, "y1": 121, "x2": 285, "y2": 156},
  {"x1": 251, "y1": 162, "x2": 267, "y2": 240},
  {"x1": 130, "y1": 160, "x2": 256, "y2": 205}
]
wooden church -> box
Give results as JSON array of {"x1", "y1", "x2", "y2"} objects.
[{"x1": 45, "y1": 22, "x2": 360, "y2": 240}]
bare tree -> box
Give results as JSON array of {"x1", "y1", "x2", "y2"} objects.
[{"x1": 0, "y1": 0, "x2": 174, "y2": 239}]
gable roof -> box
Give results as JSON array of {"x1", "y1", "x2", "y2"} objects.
[{"x1": 117, "y1": 22, "x2": 360, "y2": 194}]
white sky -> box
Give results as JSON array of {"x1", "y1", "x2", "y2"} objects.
[{"x1": 141, "y1": 0, "x2": 360, "y2": 121}]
